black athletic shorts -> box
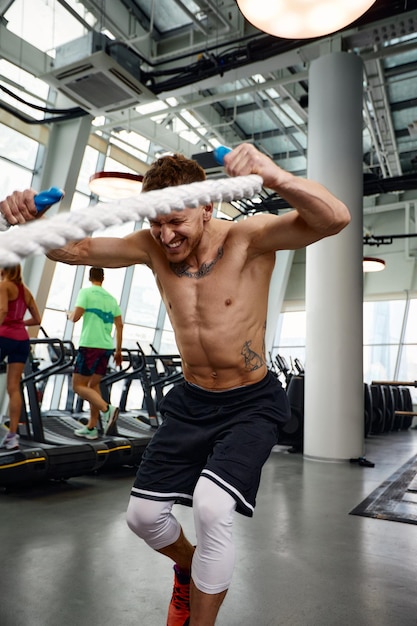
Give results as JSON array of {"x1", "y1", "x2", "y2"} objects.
[
  {"x1": 0, "y1": 337, "x2": 30, "y2": 364},
  {"x1": 131, "y1": 370, "x2": 290, "y2": 517}
]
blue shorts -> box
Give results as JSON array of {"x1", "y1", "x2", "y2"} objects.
[
  {"x1": 131, "y1": 371, "x2": 290, "y2": 517},
  {"x1": 0, "y1": 336, "x2": 30, "y2": 364},
  {"x1": 74, "y1": 347, "x2": 113, "y2": 376}
]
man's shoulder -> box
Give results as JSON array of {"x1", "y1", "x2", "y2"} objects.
[
  {"x1": 225, "y1": 213, "x2": 280, "y2": 239},
  {"x1": 77, "y1": 285, "x2": 100, "y2": 301},
  {"x1": 125, "y1": 228, "x2": 152, "y2": 243},
  {"x1": 103, "y1": 289, "x2": 118, "y2": 302},
  {"x1": 214, "y1": 214, "x2": 263, "y2": 239},
  {"x1": 121, "y1": 228, "x2": 156, "y2": 266}
]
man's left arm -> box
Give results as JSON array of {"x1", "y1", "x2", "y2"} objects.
[{"x1": 224, "y1": 143, "x2": 351, "y2": 250}]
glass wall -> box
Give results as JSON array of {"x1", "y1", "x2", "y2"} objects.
[
  {"x1": 5, "y1": 0, "x2": 88, "y2": 51},
  {"x1": 2, "y1": 0, "x2": 417, "y2": 411},
  {"x1": 363, "y1": 300, "x2": 407, "y2": 383},
  {"x1": 274, "y1": 297, "x2": 417, "y2": 403},
  {"x1": 271, "y1": 310, "x2": 306, "y2": 377},
  {"x1": 124, "y1": 263, "x2": 164, "y2": 351},
  {"x1": 0, "y1": 125, "x2": 38, "y2": 198}
]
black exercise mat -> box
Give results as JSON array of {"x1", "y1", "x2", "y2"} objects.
[{"x1": 350, "y1": 453, "x2": 417, "y2": 525}]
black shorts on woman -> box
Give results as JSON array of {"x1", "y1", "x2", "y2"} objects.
[{"x1": 131, "y1": 370, "x2": 290, "y2": 517}]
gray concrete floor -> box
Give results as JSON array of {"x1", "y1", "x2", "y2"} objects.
[{"x1": 1, "y1": 429, "x2": 417, "y2": 626}]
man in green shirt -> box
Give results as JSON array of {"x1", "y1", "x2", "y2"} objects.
[{"x1": 67, "y1": 266, "x2": 123, "y2": 439}]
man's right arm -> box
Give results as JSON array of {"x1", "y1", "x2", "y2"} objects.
[
  {"x1": 67, "y1": 306, "x2": 84, "y2": 323},
  {"x1": 0, "y1": 188, "x2": 153, "y2": 268},
  {"x1": 47, "y1": 231, "x2": 152, "y2": 268},
  {"x1": 0, "y1": 189, "x2": 40, "y2": 227},
  {"x1": 113, "y1": 315, "x2": 124, "y2": 367}
]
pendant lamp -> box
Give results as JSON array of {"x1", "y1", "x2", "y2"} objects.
[
  {"x1": 236, "y1": 0, "x2": 377, "y2": 39},
  {"x1": 363, "y1": 256, "x2": 386, "y2": 273},
  {"x1": 89, "y1": 172, "x2": 143, "y2": 199}
]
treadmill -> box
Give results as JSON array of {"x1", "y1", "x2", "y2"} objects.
[
  {"x1": 27, "y1": 337, "x2": 139, "y2": 470},
  {"x1": 98, "y1": 348, "x2": 155, "y2": 463},
  {"x1": 0, "y1": 356, "x2": 50, "y2": 487},
  {"x1": 0, "y1": 443, "x2": 49, "y2": 488},
  {"x1": 18, "y1": 337, "x2": 111, "y2": 480},
  {"x1": 142, "y1": 343, "x2": 184, "y2": 409},
  {"x1": 101, "y1": 344, "x2": 183, "y2": 452}
]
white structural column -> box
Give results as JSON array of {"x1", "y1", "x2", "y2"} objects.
[
  {"x1": 23, "y1": 110, "x2": 93, "y2": 316},
  {"x1": 304, "y1": 52, "x2": 364, "y2": 461}
]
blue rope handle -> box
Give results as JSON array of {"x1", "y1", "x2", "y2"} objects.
[
  {"x1": 34, "y1": 187, "x2": 64, "y2": 211},
  {"x1": 213, "y1": 146, "x2": 232, "y2": 165}
]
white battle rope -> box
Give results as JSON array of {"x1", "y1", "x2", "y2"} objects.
[{"x1": 0, "y1": 175, "x2": 263, "y2": 266}]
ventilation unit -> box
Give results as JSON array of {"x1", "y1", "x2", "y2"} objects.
[{"x1": 41, "y1": 33, "x2": 156, "y2": 115}]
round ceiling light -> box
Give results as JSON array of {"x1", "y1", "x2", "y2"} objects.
[
  {"x1": 363, "y1": 257, "x2": 386, "y2": 273},
  {"x1": 89, "y1": 172, "x2": 143, "y2": 199},
  {"x1": 236, "y1": 0, "x2": 377, "y2": 40}
]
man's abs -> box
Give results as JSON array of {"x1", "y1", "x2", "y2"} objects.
[
  {"x1": 182, "y1": 363, "x2": 269, "y2": 391},
  {"x1": 178, "y1": 331, "x2": 268, "y2": 390}
]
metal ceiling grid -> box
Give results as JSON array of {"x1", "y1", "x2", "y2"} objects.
[
  {"x1": 1, "y1": 0, "x2": 417, "y2": 214},
  {"x1": 112, "y1": 0, "x2": 417, "y2": 186}
]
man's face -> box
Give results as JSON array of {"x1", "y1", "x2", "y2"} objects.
[{"x1": 149, "y1": 205, "x2": 211, "y2": 262}]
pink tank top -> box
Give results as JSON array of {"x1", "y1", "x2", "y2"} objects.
[{"x1": 0, "y1": 283, "x2": 29, "y2": 340}]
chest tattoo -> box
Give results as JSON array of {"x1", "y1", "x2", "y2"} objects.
[{"x1": 170, "y1": 246, "x2": 224, "y2": 279}]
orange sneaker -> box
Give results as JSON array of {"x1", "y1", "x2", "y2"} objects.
[{"x1": 167, "y1": 565, "x2": 190, "y2": 626}]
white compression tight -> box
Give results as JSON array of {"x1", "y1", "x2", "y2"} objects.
[{"x1": 126, "y1": 477, "x2": 237, "y2": 594}]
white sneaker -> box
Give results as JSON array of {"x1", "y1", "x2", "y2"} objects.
[
  {"x1": 74, "y1": 426, "x2": 99, "y2": 440},
  {"x1": 3, "y1": 433, "x2": 19, "y2": 450},
  {"x1": 100, "y1": 404, "x2": 119, "y2": 435}
]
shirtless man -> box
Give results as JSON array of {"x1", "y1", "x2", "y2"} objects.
[{"x1": 0, "y1": 143, "x2": 350, "y2": 625}]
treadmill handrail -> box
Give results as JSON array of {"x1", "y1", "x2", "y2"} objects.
[
  {"x1": 23, "y1": 338, "x2": 76, "y2": 384},
  {"x1": 101, "y1": 347, "x2": 135, "y2": 385}
]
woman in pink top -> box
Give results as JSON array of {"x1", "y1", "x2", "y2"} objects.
[{"x1": 0, "y1": 264, "x2": 41, "y2": 450}]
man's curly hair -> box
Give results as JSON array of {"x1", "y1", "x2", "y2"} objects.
[{"x1": 142, "y1": 153, "x2": 206, "y2": 192}]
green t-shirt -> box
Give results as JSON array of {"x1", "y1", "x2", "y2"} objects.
[{"x1": 76, "y1": 285, "x2": 121, "y2": 350}]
